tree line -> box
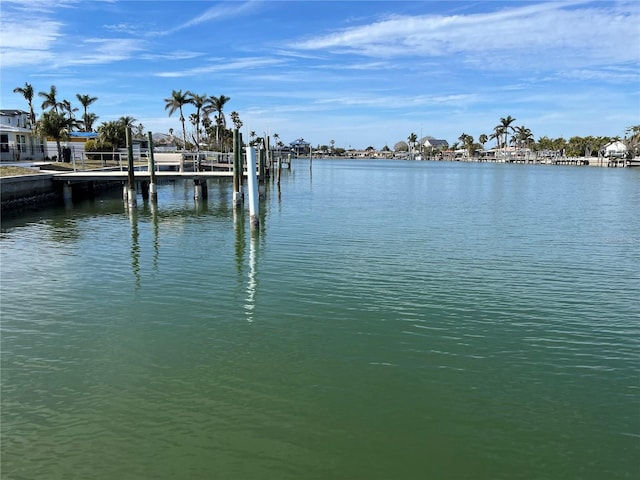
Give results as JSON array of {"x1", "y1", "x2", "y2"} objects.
[
  {"x1": 405, "y1": 115, "x2": 640, "y2": 158},
  {"x1": 12, "y1": 82, "x2": 246, "y2": 161},
  {"x1": 14, "y1": 83, "x2": 640, "y2": 160}
]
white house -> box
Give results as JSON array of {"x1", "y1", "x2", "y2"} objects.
[
  {"x1": 421, "y1": 137, "x2": 449, "y2": 149},
  {"x1": 0, "y1": 109, "x2": 45, "y2": 162},
  {"x1": 602, "y1": 140, "x2": 627, "y2": 158}
]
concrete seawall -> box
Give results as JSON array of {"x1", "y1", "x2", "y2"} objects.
[
  {"x1": 1, "y1": 174, "x2": 58, "y2": 211},
  {"x1": 1, "y1": 174, "x2": 123, "y2": 212}
]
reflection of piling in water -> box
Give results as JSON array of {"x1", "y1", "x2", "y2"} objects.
[
  {"x1": 277, "y1": 158, "x2": 282, "y2": 185},
  {"x1": 245, "y1": 232, "x2": 257, "y2": 323},
  {"x1": 234, "y1": 207, "x2": 245, "y2": 275},
  {"x1": 246, "y1": 147, "x2": 259, "y2": 230},
  {"x1": 128, "y1": 206, "x2": 140, "y2": 289},
  {"x1": 194, "y1": 178, "x2": 203, "y2": 200},
  {"x1": 151, "y1": 201, "x2": 159, "y2": 270}
]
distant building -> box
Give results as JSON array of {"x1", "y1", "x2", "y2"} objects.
[
  {"x1": 420, "y1": 136, "x2": 449, "y2": 150},
  {"x1": 0, "y1": 109, "x2": 45, "y2": 162},
  {"x1": 289, "y1": 138, "x2": 310, "y2": 156},
  {"x1": 602, "y1": 140, "x2": 627, "y2": 158}
]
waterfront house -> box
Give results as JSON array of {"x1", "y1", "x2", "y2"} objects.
[
  {"x1": 421, "y1": 137, "x2": 449, "y2": 150},
  {"x1": 289, "y1": 138, "x2": 311, "y2": 156},
  {"x1": 602, "y1": 140, "x2": 627, "y2": 158},
  {"x1": 419, "y1": 137, "x2": 449, "y2": 157},
  {"x1": 0, "y1": 109, "x2": 45, "y2": 162}
]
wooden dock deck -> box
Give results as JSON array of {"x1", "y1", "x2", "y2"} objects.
[{"x1": 51, "y1": 170, "x2": 236, "y2": 183}]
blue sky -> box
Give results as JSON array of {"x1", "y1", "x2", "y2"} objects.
[{"x1": 1, "y1": 0, "x2": 639, "y2": 149}]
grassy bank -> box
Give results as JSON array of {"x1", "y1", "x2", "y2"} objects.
[{"x1": 0, "y1": 166, "x2": 42, "y2": 177}]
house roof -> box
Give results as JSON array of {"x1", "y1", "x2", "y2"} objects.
[
  {"x1": 289, "y1": 138, "x2": 310, "y2": 146},
  {"x1": 423, "y1": 138, "x2": 449, "y2": 147},
  {"x1": 0, "y1": 124, "x2": 33, "y2": 134},
  {"x1": 69, "y1": 132, "x2": 98, "y2": 139},
  {"x1": 0, "y1": 109, "x2": 29, "y2": 117},
  {"x1": 604, "y1": 140, "x2": 627, "y2": 152}
]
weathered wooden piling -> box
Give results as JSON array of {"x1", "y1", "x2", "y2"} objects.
[
  {"x1": 233, "y1": 129, "x2": 243, "y2": 207},
  {"x1": 147, "y1": 131, "x2": 157, "y2": 202},
  {"x1": 125, "y1": 127, "x2": 137, "y2": 206},
  {"x1": 258, "y1": 145, "x2": 266, "y2": 199},
  {"x1": 277, "y1": 157, "x2": 282, "y2": 185},
  {"x1": 265, "y1": 135, "x2": 271, "y2": 177},
  {"x1": 246, "y1": 147, "x2": 259, "y2": 230}
]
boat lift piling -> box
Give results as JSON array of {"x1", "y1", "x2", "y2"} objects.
[
  {"x1": 246, "y1": 147, "x2": 259, "y2": 230},
  {"x1": 258, "y1": 143, "x2": 266, "y2": 200},
  {"x1": 233, "y1": 129, "x2": 244, "y2": 207},
  {"x1": 147, "y1": 131, "x2": 158, "y2": 202},
  {"x1": 124, "y1": 127, "x2": 137, "y2": 207}
]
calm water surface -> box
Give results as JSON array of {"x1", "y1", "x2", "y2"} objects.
[{"x1": 2, "y1": 160, "x2": 639, "y2": 479}]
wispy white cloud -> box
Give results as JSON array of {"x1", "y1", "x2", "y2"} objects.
[
  {"x1": 553, "y1": 67, "x2": 640, "y2": 83},
  {"x1": 162, "y1": 1, "x2": 261, "y2": 35},
  {"x1": 291, "y1": 1, "x2": 640, "y2": 70},
  {"x1": 0, "y1": 2, "x2": 143, "y2": 69},
  {"x1": 103, "y1": 22, "x2": 141, "y2": 35},
  {"x1": 154, "y1": 57, "x2": 287, "y2": 78},
  {"x1": 312, "y1": 92, "x2": 481, "y2": 109},
  {"x1": 139, "y1": 51, "x2": 206, "y2": 62},
  {"x1": 0, "y1": 12, "x2": 62, "y2": 67},
  {"x1": 63, "y1": 38, "x2": 146, "y2": 66},
  {"x1": 1, "y1": 0, "x2": 80, "y2": 13}
]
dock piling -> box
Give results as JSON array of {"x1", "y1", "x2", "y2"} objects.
[
  {"x1": 246, "y1": 147, "x2": 259, "y2": 230},
  {"x1": 126, "y1": 127, "x2": 137, "y2": 207},
  {"x1": 233, "y1": 129, "x2": 244, "y2": 207},
  {"x1": 258, "y1": 146, "x2": 266, "y2": 200},
  {"x1": 147, "y1": 131, "x2": 158, "y2": 202}
]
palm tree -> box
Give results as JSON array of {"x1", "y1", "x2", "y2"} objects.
[
  {"x1": 188, "y1": 92, "x2": 208, "y2": 150},
  {"x1": 13, "y1": 82, "x2": 36, "y2": 126},
  {"x1": 76, "y1": 94, "x2": 98, "y2": 132},
  {"x1": 119, "y1": 116, "x2": 137, "y2": 129},
  {"x1": 164, "y1": 89, "x2": 191, "y2": 170},
  {"x1": 97, "y1": 120, "x2": 126, "y2": 164},
  {"x1": 458, "y1": 133, "x2": 474, "y2": 157},
  {"x1": 35, "y1": 110, "x2": 73, "y2": 162},
  {"x1": 496, "y1": 116, "x2": 516, "y2": 158},
  {"x1": 408, "y1": 132, "x2": 418, "y2": 159},
  {"x1": 625, "y1": 125, "x2": 640, "y2": 157},
  {"x1": 230, "y1": 111, "x2": 242, "y2": 130},
  {"x1": 208, "y1": 94, "x2": 230, "y2": 147},
  {"x1": 514, "y1": 126, "x2": 533, "y2": 149},
  {"x1": 490, "y1": 127, "x2": 503, "y2": 149},
  {"x1": 479, "y1": 133, "x2": 488, "y2": 149},
  {"x1": 81, "y1": 112, "x2": 99, "y2": 132},
  {"x1": 39, "y1": 85, "x2": 62, "y2": 113},
  {"x1": 60, "y1": 99, "x2": 78, "y2": 122}
]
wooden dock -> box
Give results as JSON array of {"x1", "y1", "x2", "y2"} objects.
[{"x1": 52, "y1": 170, "x2": 235, "y2": 183}]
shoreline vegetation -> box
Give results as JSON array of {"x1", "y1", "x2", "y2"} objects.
[{"x1": 6, "y1": 82, "x2": 640, "y2": 164}]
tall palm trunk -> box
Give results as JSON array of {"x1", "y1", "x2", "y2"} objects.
[{"x1": 179, "y1": 110, "x2": 187, "y2": 172}]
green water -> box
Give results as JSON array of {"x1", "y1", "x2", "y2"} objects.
[{"x1": 1, "y1": 160, "x2": 639, "y2": 479}]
